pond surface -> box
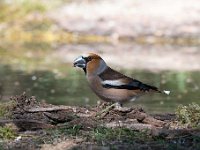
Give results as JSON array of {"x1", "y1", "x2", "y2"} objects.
[{"x1": 0, "y1": 42, "x2": 199, "y2": 113}]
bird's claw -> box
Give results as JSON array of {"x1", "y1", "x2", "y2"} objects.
[{"x1": 113, "y1": 106, "x2": 133, "y2": 113}]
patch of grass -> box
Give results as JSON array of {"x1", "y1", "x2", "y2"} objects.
[
  {"x1": 176, "y1": 103, "x2": 200, "y2": 127},
  {"x1": 0, "y1": 126, "x2": 16, "y2": 140},
  {"x1": 43, "y1": 125, "x2": 82, "y2": 144},
  {"x1": 90, "y1": 127, "x2": 150, "y2": 144},
  {"x1": 61, "y1": 125, "x2": 82, "y2": 136},
  {"x1": 34, "y1": 125, "x2": 200, "y2": 149},
  {"x1": 0, "y1": 101, "x2": 16, "y2": 118},
  {"x1": 44, "y1": 126, "x2": 151, "y2": 145}
]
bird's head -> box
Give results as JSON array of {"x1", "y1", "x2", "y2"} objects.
[{"x1": 73, "y1": 53, "x2": 107, "y2": 75}]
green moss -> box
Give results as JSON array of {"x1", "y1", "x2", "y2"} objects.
[
  {"x1": 0, "y1": 126, "x2": 16, "y2": 140},
  {"x1": 49, "y1": 124, "x2": 150, "y2": 143},
  {"x1": 0, "y1": 101, "x2": 16, "y2": 118},
  {"x1": 39, "y1": 125, "x2": 200, "y2": 149},
  {"x1": 90, "y1": 127, "x2": 150, "y2": 144},
  {"x1": 176, "y1": 103, "x2": 200, "y2": 127}
]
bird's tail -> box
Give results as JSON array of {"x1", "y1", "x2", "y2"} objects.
[{"x1": 144, "y1": 84, "x2": 170, "y2": 95}]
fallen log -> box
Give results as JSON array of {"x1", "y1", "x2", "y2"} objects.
[{"x1": 7, "y1": 94, "x2": 168, "y2": 134}]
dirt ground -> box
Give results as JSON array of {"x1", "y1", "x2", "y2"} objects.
[{"x1": 1, "y1": 93, "x2": 200, "y2": 150}]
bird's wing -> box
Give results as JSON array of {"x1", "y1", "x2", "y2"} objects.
[{"x1": 99, "y1": 67, "x2": 159, "y2": 92}]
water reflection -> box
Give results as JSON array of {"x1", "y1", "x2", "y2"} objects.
[{"x1": 0, "y1": 65, "x2": 199, "y2": 113}]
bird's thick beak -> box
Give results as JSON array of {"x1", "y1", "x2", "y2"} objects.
[{"x1": 73, "y1": 56, "x2": 86, "y2": 68}]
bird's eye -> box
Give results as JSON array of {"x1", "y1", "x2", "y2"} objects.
[
  {"x1": 87, "y1": 57, "x2": 92, "y2": 61},
  {"x1": 85, "y1": 56, "x2": 92, "y2": 62}
]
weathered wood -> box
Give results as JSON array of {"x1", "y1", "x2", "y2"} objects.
[
  {"x1": 9, "y1": 93, "x2": 187, "y2": 137},
  {"x1": 104, "y1": 121, "x2": 155, "y2": 131},
  {"x1": 126, "y1": 110, "x2": 165, "y2": 127},
  {"x1": 26, "y1": 106, "x2": 73, "y2": 113}
]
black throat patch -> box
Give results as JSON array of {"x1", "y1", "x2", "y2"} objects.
[{"x1": 83, "y1": 68, "x2": 87, "y2": 74}]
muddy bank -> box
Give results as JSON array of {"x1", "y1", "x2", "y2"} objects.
[
  {"x1": 48, "y1": 0, "x2": 200, "y2": 40},
  {"x1": 0, "y1": 93, "x2": 200, "y2": 150},
  {"x1": 48, "y1": 0, "x2": 200, "y2": 71},
  {"x1": 53, "y1": 43, "x2": 200, "y2": 71}
]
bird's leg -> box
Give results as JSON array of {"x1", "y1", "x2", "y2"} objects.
[
  {"x1": 97, "y1": 101, "x2": 111, "y2": 109},
  {"x1": 114, "y1": 102, "x2": 132, "y2": 112},
  {"x1": 114, "y1": 102, "x2": 123, "y2": 109}
]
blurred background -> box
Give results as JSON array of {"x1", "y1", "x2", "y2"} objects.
[{"x1": 0, "y1": 0, "x2": 199, "y2": 113}]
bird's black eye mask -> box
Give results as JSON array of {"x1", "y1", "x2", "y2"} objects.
[
  {"x1": 83, "y1": 56, "x2": 92, "y2": 63},
  {"x1": 82, "y1": 56, "x2": 92, "y2": 74}
]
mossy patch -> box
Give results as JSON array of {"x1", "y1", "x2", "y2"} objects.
[
  {"x1": 90, "y1": 127, "x2": 150, "y2": 144},
  {"x1": 0, "y1": 126, "x2": 16, "y2": 140},
  {"x1": 0, "y1": 101, "x2": 16, "y2": 118},
  {"x1": 176, "y1": 103, "x2": 200, "y2": 127}
]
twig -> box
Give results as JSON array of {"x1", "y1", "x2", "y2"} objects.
[{"x1": 26, "y1": 106, "x2": 72, "y2": 113}]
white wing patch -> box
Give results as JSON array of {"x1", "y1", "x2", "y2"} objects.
[{"x1": 101, "y1": 80, "x2": 126, "y2": 86}]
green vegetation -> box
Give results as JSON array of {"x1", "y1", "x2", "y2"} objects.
[
  {"x1": 91, "y1": 127, "x2": 149, "y2": 143},
  {"x1": 0, "y1": 0, "x2": 108, "y2": 45},
  {"x1": 42, "y1": 125, "x2": 82, "y2": 144},
  {"x1": 0, "y1": 126, "x2": 16, "y2": 140},
  {"x1": 0, "y1": 0, "x2": 200, "y2": 46},
  {"x1": 54, "y1": 125, "x2": 82, "y2": 137},
  {"x1": 42, "y1": 125, "x2": 200, "y2": 149},
  {"x1": 0, "y1": 93, "x2": 199, "y2": 149},
  {"x1": 0, "y1": 101, "x2": 17, "y2": 140},
  {"x1": 0, "y1": 0, "x2": 66, "y2": 23},
  {"x1": 176, "y1": 103, "x2": 200, "y2": 127},
  {"x1": 43, "y1": 125, "x2": 152, "y2": 146},
  {"x1": 0, "y1": 101, "x2": 16, "y2": 118}
]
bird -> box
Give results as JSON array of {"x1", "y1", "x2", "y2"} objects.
[{"x1": 73, "y1": 53, "x2": 170, "y2": 108}]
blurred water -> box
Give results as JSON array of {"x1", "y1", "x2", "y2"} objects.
[
  {"x1": 0, "y1": 40, "x2": 200, "y2": 113},
  {"x1": 0, "y1": 62, "x2": 199, "y2": 113}
]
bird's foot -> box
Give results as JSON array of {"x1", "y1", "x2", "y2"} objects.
[
  {"x1": 97, "y1": 101, "x2": 112, "y2": 109},
  {"x1": 114, "y1": 103, "x2": 132, "y2": 112}
]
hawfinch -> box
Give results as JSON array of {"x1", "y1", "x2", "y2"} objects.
[{"x1": 73, "y1": 53, "x2": 170, "y2": 106}]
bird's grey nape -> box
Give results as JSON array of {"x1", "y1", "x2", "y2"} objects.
[{"x1": 96, "y1": 60, "x2": 107, "y2": 75}]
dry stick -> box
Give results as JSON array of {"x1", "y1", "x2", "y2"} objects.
[
  {"x1": 26, "y1": 106, "x2": 73, "y2": 113},
  {"x1": 127, "y1": 110, "x2": 165, "y2": 127},
  {"x1": 95, "y1": 103, "x2": 116, "y2": 117},
  {"x1": 104, "y1": 121, "x2": 154, "y2": 130}
]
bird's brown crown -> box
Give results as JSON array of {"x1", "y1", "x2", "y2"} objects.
[{"x1": 83, "y1": 53, "x2": 102, "y2": 60}]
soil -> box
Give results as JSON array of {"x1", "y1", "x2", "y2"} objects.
[{"x1": 1, "y1": 93, "x2": 200, "y2": 150}]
